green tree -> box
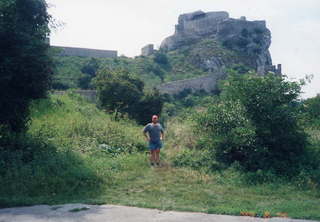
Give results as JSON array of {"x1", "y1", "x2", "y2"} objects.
[
  {"x1": 94, "y1": 68, "x2": 164, "y2": 124},
  {"x1": 196, "y1": 100, "x2": 257, "y2": 168},
  {"x1": 94, "y1": 68, "x2": 144, "y2": 117},
  {"x1": 0, "y1": 0, "x2": 52, "y2": 132},
  {"x1": 197, "y1": 72, "x2": 308, "y2": 173},
  {"x1": 81, "y1": 58, "x2": 100, "y2": 77},
  {"x1": 153, "y1": 51, "x2": 169, "y2": 66},
  {"x1": 78, "y1": 75, "x2": 93, "y2": 89},
  {"x1": 78, "y1": 58, "x2": 100, "y2": 89},
  {"x1": 131, "y1": 89, "x2": 164, "y2": 125},
  {"x1": 301, "y1": 95, "x2": 320, "y2": 127}
]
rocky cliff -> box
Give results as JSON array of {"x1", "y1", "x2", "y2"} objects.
[{"x1": 160, "y1": 11, "x2": 279, "y2": 75}]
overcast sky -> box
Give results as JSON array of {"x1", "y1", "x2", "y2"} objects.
[{"x1": 47, "y1": 0, "x2": 320, "y2": 98}]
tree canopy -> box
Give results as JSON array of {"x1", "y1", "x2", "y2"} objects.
[
  {"x1": 0, "y1": 0, "x2": 53, "y2": 132},
  {"x1": 196, "y1": 72, "x2": 307, "y2": 174},
  {"x1": 94, "y1": 68, "x2": 163, "y2": 124}
]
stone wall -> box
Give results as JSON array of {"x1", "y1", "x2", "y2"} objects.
[
  {"x1": 53, "y1": 46, "x2": 117, "y2": 58},
  {"x1": 53, "y1": 74, "x2": 219, "y2": 100},
  {"x1": 178, "y1": 11, "x2": 229, "y2": 37},
  {"x1": 141, "y1": 44, "x2": 155, "y2": 56},
  {"x1": 265, "y1": 64, "x2": 282, "y2": 75},
  {"x1": 157, "y1": 75, "x2": 218, "y2": 94},
  {"x1": 161, "y1": 11, "x2": 230, "y2": 50},
  {"x1": 53, "y1": 90, "x2": 98, "y2": 103}
]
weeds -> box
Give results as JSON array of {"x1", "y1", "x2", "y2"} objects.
[{"x1": 0, "y1": 93, "x2": 319, "y2": 220}]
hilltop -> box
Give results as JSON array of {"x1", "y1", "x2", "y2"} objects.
[{"x1": 52, "y1": 11, "x2": 281, "y2": 94}]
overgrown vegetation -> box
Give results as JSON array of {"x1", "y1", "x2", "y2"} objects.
[
  {"x1": 51, "y1": 52, "x2": 207, "y2": 90},
  {"x1": 1, "y1": 1, "x2": 319, "y2": 219},
  {"x1": 168, "y1": 72, "x2": 320, "y2": 191},
  {"x1": 78, "y1": 58, "x2": 100, "y2": 89},
  {"x1": 51, "y1": 39, "x2": 251, "y2": 90},
  {"x1": 0, "y1": 0, "x2": 52, "y2": 132},
  {"x1": 300, "y1": 95, "x2": 320, "y2": 128},
  {"x1": 195, "y1": 73, "x2": 308, "y2": 174},
  {"x1": 0, "y1": 93, "x2": 145, "y2": 207},
  {"x1": 1, "y1": 93, "x2": 319, "y2": 220},
  {"x1": 94, "y1": 68, "x2": 164, "y2": 125}
]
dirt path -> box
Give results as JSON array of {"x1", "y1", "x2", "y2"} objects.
[{"x1": 0, "y1": 204, "x2": 318, "y2": 222}]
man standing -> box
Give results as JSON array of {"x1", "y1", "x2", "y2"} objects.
[{"x1": 143, "y1": 115, "x2": 164, "y2": 167}]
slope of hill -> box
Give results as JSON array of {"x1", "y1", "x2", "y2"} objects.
[
  {"x1": 51, "y1": 52, "x2": 207, "y2": 90},
  {"x1": 1, "y1": 93, "x2": 319, "y2": 220},
  {"x1": 52, "y1": 11, "x2": 281, "y2": 93}
]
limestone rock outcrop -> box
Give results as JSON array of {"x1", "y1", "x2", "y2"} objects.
[{"x1": 160, "y1": 10, "x2": 279, "y2": 75}]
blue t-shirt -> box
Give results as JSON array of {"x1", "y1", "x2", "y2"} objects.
[{"x1": 143, "y1": 123, "x2": 164, "y2": 143}]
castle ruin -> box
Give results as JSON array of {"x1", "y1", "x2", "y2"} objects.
[
  {"x1": 155, "y1": 11, "x2": 283, "y2": 95},
  {"x1": 141, "y1": 44, "x2": 155, "y2": 56}
]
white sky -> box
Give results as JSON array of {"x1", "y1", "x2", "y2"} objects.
[{"x1": 47, "y1": 0, "x2": 320, "y2": 98}]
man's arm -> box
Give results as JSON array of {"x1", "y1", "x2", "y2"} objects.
[
  {"x1": 160, "y1": 131, "x2": 164, "y2": 141},
  {"x1": 143, "y1": 131, "x2": 150, "y2": 141},
  {"x1": 160, "y1": 126, "x2": 164, "y2": 140},
  {"x1": 143, "y1": 125, "x2": 150, "y2": 141}
]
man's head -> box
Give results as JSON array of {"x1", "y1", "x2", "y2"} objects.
[{"x1": 152, "y1": 115, "x2": 159, "y2": 123}]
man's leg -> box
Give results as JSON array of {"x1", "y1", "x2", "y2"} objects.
[
  {"x1": 155, "y1": 149, "x2": 160, "y2": 165},
  {"x1": 150, "y1": 150, "x2": 156, "y2": 165},
  {"x1": 149, "y1": 150, "x2": 153, "y2": 163}
]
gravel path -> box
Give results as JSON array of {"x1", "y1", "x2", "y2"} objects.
[{"x1": 0, "y1": 204, "x2": 318, "y2": 222}]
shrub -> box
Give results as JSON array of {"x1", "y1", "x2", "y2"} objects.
[
  {"x1": 78, "y1": 74, "x2": 94, "y2": 89},
  {"x1": 78, "y1": 58, "x2": 100, "y2": 89},
  {"x1": 94, "y1": 68, "x2": 164, "y2": 124},
  {"x1": 196, "y1": 100, "x2": 258, "y2": 169},
  {"x1": 81, "y1": 58, "x2": 100, "y2": 77},
  {"x1": 196, "y1": 72, "x2": 308, "y2": 174},
  {"x1": 301, "y1": 95, "x2": 320, "y2": 128},
  {"x1": 172, "y1": 149, "x2": 215, "y2": 171},
  {"x1": 130, "y1": 89, "x2": 164, "y2": 125},
  {"x1": 153, "y1": 51, "x2": 169, "y2": 66},
  {"x1": 94, "y1": 68, "x2": 144, "y2": 117}
]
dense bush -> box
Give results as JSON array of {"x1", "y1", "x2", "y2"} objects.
[
  {"x1": 172, "y1": 149, "x2": 214, "y2": 171},
  {"x1": 0, "y1": 0, "x2": 52, "y2": 133},
  {"x1": 28, "y1": 93, "x2": 145, "y2": 155},
  {"x1": 131, "y1": 89, "x2": 164, "y2": 125},
  {"x1": 94, "y1": 68, "x2": 144, "y2": 116},
  {"x1": 0, "y1": 93, "x2": 146, "y2": 206},
  {"x1": 301, "y1": 95, "x2": 320, "y2": 128},
  {"x1": 78, "y1": 58, "x2": 100, "y2": 89},
  {"x1": 153, "y1": 51, "x2": 169, "y2": 66},
  {"x1": 196, "y1": 100, "x2": 258, "y2": 169},
  {"x1": 196, "y1": 72, "x2": 308, "y2": 174},
  {"x1": 94, "y1": 68, "x2": 164, "y2": 124}
]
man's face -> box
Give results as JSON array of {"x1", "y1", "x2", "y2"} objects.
[{"x1": 152, "y1": 116, "x2": 158, "y2": 123}]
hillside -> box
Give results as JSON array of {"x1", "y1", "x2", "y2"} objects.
[
  {"x1": 2, "y1": 2, "x2": 320, "y2": 221},
  {"x1": 52, "y1": 11, "x2": 282, "y2": 94},
  {"x1": 51, "y1": 51, "x2": 207, "y2": 90},
  {"x1": 51, "y1": 38, "x2": 257, "y2": 92},
  {"x1": 1, "y1": 93, "x2": 320, "y2": 220}
]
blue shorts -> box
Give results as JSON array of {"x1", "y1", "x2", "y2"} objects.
[{"x1": 149, "y1": 141, "x2": 163, "y2": 150}]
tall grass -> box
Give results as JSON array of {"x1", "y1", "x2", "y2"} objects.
[
  {"x1": 0, "y1": 92, "x2": 145, "y2": 207},
  {"x1": 1, "y1": 93, "x2": 320, "y2": 220}
]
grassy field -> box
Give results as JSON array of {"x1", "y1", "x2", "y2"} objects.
[{"x1": 1, "y1": 93, "x2": 319, "y2": 220}]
